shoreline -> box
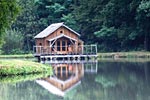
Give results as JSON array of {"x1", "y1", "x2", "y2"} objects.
[
  {"x1": 0, "y1": 52, "x2": 150, "y2": 76},
  {"x1": 98, "y1": 52, "x2": 150, "y2": 59},
  {"x1": 0, "y1": 60, "x2": 52, "y2": 76},
  {"x1": 0, "y1": 52, "x2": 150, "y2": 61},
  {"x1": 0, "y1": 54, "x2": 34, "y2": 59}
]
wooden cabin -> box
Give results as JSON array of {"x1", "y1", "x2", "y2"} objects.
[{"x1": 34, "y1": 22, "x2": 84, "y2": 55}]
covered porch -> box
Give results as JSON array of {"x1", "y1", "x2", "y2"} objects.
[
  {"x1": 34, "y1": 34, "x2": 87, "y2": 55},
  {"x1": 48, "y1": 34, "x2": 82, "y2": 54},
  {"x1": 33, "y1": 44, "x2": 97, "y2": 56}
]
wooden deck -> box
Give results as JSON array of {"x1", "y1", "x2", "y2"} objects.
[{"x1": 33, "y1": 45, "x2": 97, "y2": 62}]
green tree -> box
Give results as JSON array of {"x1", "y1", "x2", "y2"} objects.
[
  {"x1": 94, "y1": 26, "x2": 119, "y2": 51},
  {"x1": 94, "y1": 0, "x2": 143, "y2": 51},
  {"x1": 136, "y1": 0, "x2": 150, "y2": 51},
  {"x1": 61, "y1": 13, "x2": 79, "y2": 32},
  {"x1": 35, "y1": 0, "x2": 70, "y2": 25},
  {"x1": 12, "y1": 0, "x2": 39, "y2": 52},
  {"x1": 0, "y1": 0, "x2": 20, "y2": 45},
  {"x1": 73, "y1": 0, "x2": 105, "y2": 44}
]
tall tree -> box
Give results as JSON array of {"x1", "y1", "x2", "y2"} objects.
[
  {"x1": 94, "y1": 0, "x2": 143, "y2": 51},
  {"x1": 12, "y1": 0, "x2": 40, "y2": 52},
  {"x1": 73, "y1": 0, "x2": 106, "y2": 44},
  {"x1": 1, "y1": 29, "x2": 23, "y2": 54},
  {"x1": 136, "y1": 0, "x2": 150, "y2": 51},
  {"x1": 0, "y1": 0, "x2": 20, "y2": 45},
  {"x1": 61, "y1": 13, "x2": 79, "y2": 31}
]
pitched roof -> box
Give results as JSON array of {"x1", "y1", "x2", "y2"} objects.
[
  {"x1": 48, "y1": 34, "x2": 77, "y2": 42},
  {"x1": 34, "y1": 22, "x2": 80, "y2": 39}
]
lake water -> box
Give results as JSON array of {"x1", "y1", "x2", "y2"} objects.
[{"x1": 0, "y1": 60, "x2": 150, "y2": 100}]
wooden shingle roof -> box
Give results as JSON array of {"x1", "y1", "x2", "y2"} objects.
[{"x1": 34, "y1": 22, "x2": 80, "y2": 39}]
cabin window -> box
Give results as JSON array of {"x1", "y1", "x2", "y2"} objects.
[
  {"x1": 39, "y1": 43, "x2": 42, "y2": 46},
  {"x1": 62, "y1": 41, "x2": 66, "y2": 51},
  {"x1": 67, "y1": 41, "x2": 70, "y2": 46},
  {"x1": 60, "y1": 31, "x2": 63, "y2": 33},
  {"x1": 57, "y1": 41, "x2": 60, "y2": 51}
]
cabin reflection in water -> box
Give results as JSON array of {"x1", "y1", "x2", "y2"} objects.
[{"x1": 36, "y1": 62, "x2": 97, "y2": 97}]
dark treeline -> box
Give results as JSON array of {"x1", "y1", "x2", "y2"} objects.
[{"x1": 1, "y1": 0, "x2": 150, "y2": 54}]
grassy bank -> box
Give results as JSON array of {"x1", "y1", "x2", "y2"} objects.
[
  {"x1": 0, "y1": 54, "x2": 34, "y2": 59},
  {"x1": 98, "y1": 52, "x2": 150, "y2": 59},
  {"x1": 0, "y1": 73, "x2": 51, "y2": 83},
  {"x1": 0, "y1": 60, "x2": 52, "y2": 76}
]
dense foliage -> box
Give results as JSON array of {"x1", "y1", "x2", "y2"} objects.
[
  {"x1": 1, "y1": 29, "x2": 23, "y2": 54},
  {"x1": 1, "y1": 0, "x2": 150, "y2": 53},
  {"x1": 0, "y1": 0, "x2": 20, "y2": 47}
]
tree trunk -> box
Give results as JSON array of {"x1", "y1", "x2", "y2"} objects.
[
  {"x1": 144, "y1": 33, "x2": 148, "y2": 51},
  {"x1": 27, "y1": 37, "x2": 30, "y2": 52}
]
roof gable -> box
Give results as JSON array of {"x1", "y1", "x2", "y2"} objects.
[
  {"x1": 48, "y1": 34, "x2": 77, "y2": 42},
  {"x1": 34, "y1": 22, "x2": 80, "y2": 39}
]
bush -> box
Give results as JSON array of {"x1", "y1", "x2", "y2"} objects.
[{"x1": 1, "y1": 29, "x2": 24, "y2": 54}]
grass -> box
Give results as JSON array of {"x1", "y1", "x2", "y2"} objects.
[
  {"x1": 0, "y1": 73, "x2": 51, "y2": 83},
  {"x1": 0, "y1": 54, "x2": 34, "y2": 59},
  {"x1": 98, "y1": 51, "x2": 150, "y2": 59},
  {"x1": 0, "y1": 60, "x2": 52, "y2": 76}
]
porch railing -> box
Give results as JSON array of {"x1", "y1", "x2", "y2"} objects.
[{"x1": 33, "y1": 45, "x2": 97, "y2": 55}]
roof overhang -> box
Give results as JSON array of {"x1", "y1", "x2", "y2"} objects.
[
  {"x1": 62, "y1": 24, "x2": 80, "y2": 36},
  {"x1": 48, "y1": 34, "x2": 77, "y2": 42},
  {"x1": 34, "y1": 22, "x2": 80, "y2": 39}
]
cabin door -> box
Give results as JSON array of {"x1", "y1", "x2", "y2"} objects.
[
  {"x1": 56, "y1": 40, "x2": 68, "y2": 54},
  {"x1": 50, "y1": 38, "x2": 74, "y2": 54}
]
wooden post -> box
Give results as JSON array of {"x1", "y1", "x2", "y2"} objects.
[
  {"x1": 40, "y1": 46, "x2": 42, "y2": 54},
  {"x1": 55, "y1": 67, "x2": 58, "y2": 76},
  {"x1": 65, "y1": 40, "x2": 67, "y2": 52},
  {"x1": 49, "y1": 42, "x2": 51, "y2": 54},
  {"x1": 66, "y1": 66, "x2": 68, "y2": 77},
  {"x1": 91, "y1": 45, "x2": 92, "y2": 54},
  {"x1": 60, "y1": 40, "x2": 62, "y2": 52},
  {"x1": 61, "y1": 67, "x2": 63, "y2": 78},
  {"x1": 96, "y1": 45, "x2": 97, "y2": 55}
]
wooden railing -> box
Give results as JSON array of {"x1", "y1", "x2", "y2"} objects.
[{"x1": 33, "y1": 45, "x2": 97, "y2": 55}]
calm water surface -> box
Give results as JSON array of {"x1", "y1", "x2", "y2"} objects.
[{"x1": 0, "y1": 61, "x2": 150, "y2": 100}]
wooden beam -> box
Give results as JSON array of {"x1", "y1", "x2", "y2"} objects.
[{"x1": 50, "y1": 39, "x2": 57, "y2": 47}]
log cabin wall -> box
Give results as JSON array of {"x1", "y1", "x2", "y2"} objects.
[
  {"x1": 45, "y1": 26, "x2": 79, "y2": 46},
  {"x1": 36, "y1": 26, "x2": 82, "y2": 47},
  {"x1": 36, "y1": 38, "x2": 45, "y2": 46},
  {"x1": 44, "y1": 26, "x2": 81, "y2": 54}
]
